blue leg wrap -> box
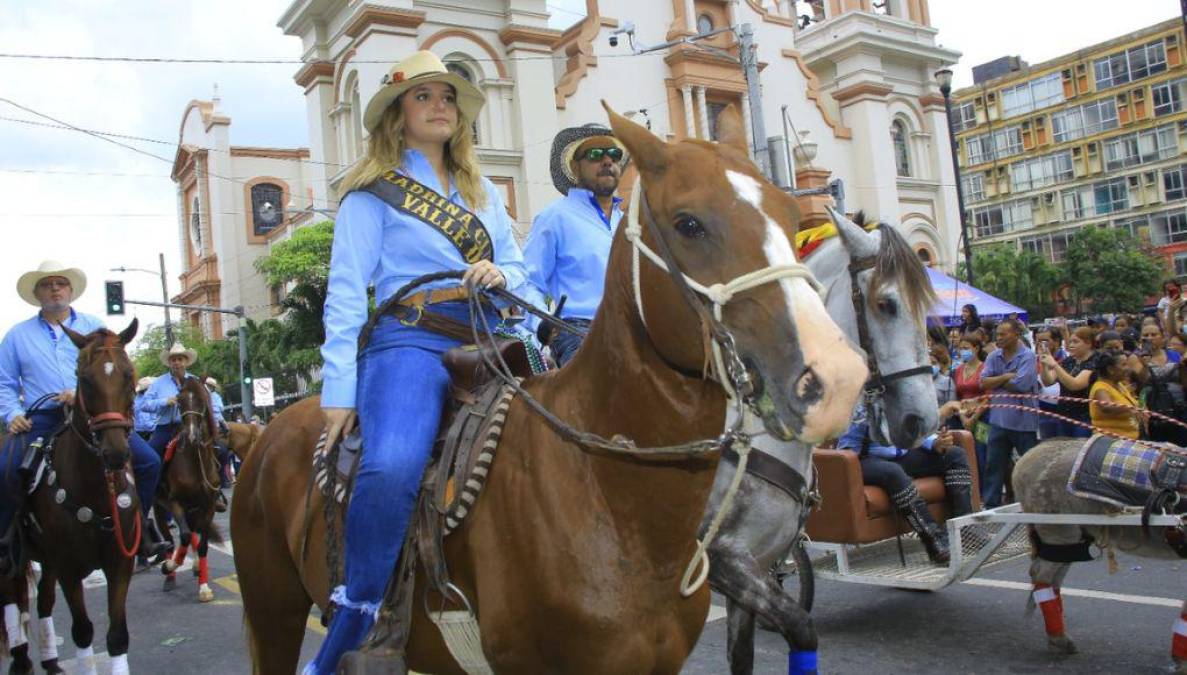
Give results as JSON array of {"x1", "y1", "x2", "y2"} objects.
[{"x1": 789, "y1": 650, "x2": 818, "y2": 675}]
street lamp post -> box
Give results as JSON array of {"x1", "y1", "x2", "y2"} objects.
[{"x1": 935, "y1": 68, "x2": 976, "y2": 286}]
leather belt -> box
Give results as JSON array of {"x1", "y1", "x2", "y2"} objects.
[{"x1": 397, "y1": 285, "x2": 470, "y2": 309}]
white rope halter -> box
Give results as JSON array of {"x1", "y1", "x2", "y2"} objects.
[
  {"x1": 622, "y1": 179, "x2": 824, "y2": 597},
  {"x1": 622, "y1": 180, "x2": 824, "y2": 399}
]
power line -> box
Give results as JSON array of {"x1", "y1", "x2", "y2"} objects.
[{"x1": 0, "y1": 49, "x2": 661, "y2": 66}]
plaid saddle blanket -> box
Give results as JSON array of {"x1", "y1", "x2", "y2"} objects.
[{"x1": 1068, "y1": 435, "x2": 1187, "y2": 509}]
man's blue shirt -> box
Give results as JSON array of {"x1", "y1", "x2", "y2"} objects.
[
  {"x1": 141, "y1": 371, "x2": 198, "y2": 426},
  {"x1": 523, "y1": 188, "x2": 622, "y2": 322},
  {"x1": 208, "y1": 389, "x2": 226, "y2": 426},
  {"x1": 837, "y1": 402, "x2": 938, "y2": 459},
  {"x1": 0, "y1": 309, "x2": 105, "y2": 424},
  {"x1": 320, "y1": 149, "x2": 529, "y2": 409},
  {"x1": 981, "y1": 346, "x2": 1039, "y2": 432},
  {"x1": 133, "y1": 392, "x2": 156, "y2": 432}
]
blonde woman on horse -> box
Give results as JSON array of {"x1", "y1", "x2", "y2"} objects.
[{"x1": 308, "y1": 50, "x2": 527, "y2": 674}]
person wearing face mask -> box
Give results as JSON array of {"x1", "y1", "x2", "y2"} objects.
[
  {"x1": 1089, "y1": 349, "x2": 1144, "y2": 440},
  {"x1": 979, "y1": 318, "x2": 1039, "y2": 508},
  {"x1": 954, "y1": 332, "x2": 989, "y2": 483},
  {"x1": 1138, "y1": 321, "x2": 1186, "y2": 444}
]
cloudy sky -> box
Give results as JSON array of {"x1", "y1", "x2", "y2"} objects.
[{"x1": 0, "y1": 0, "x2": 1177, "y2": 349}]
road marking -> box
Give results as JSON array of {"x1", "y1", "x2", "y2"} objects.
[
  {"x1": 707, "y1": 605, "x2": 726, "y2": 622},
  {"x1": 963, "y1": 578, "x2": 1183, "y2": 608}
]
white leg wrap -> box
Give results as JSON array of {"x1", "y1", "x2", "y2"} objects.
[
  {"x1": 38, "y1": 616, "x2": 58, "y2": 660},
  {"x1": 5, "y1": 603, "x2": 27, "y2": 648},
  {"x1": 77, "y1": 644, "x2": 97, "y2": 675},
  {"x1": 110, "y1": 652, "x2": 130, "y2": 675}
]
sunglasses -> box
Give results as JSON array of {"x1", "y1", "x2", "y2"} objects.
[{"x1": 579, "y1": 147, "x2": 623, "y2": 162}]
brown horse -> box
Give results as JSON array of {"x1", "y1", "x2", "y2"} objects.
[
  {"x1": 225, "y1": 422, "x2": 263, "y2": 463},
  {"x1": 231, "y1": 104, "x2": 867, "y2": 674},
  {"x1": 158, "y1": 377, "x2": 221, "y2": 603},
  {"x1": 0, "y1": 322, "x2": 142, "y2": 675}
]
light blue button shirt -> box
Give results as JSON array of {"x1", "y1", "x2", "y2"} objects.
[
  {"x1": 141, "y1": 372, "x2": 197, "y2": 426},
  {"x1": 133, "y1": 392, "x2": 156, "y2": 432},
  {"x1": 0, "y1": 309, "x2": 106, "y2": 424},
  {"x1": 523, "y1": 188, "x2": 622, "y2": 322},
  {"x1": 320, "y1": 149, "x2": 529, "y2": 409},
  {"x1": 208, "y1": 389, "x2": 226, "y2": 425}
]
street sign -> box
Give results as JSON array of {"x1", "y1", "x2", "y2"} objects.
[{"x1": 252, "y1": 377, "x2": 274, "y2": 407}]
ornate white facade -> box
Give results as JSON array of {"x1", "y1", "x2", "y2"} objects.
[{"x1": 277, "y1": 0, "x2": 963, "y2": 269}]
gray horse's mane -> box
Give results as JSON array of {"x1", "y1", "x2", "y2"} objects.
[{"x1": 852, "y1": 212, "x2": 938, "y2": 327}]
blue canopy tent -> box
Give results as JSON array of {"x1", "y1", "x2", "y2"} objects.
[{"x1": 926, "y1": 268, "x2": 1027, "y2": 327}]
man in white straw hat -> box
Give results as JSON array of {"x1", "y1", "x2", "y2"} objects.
[
  {"x1": 524, "y1": 123, "x2": 627, "y2": 366},
  {"x1": 0, "y1": 260, "x2": 166, "y2": 563}
]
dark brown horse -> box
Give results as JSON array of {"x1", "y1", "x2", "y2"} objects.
[
  {"x1": 158, "y1": 377, "x2": 221, "y2": 603},
  {"x1": 232, "y1": 104, "x2": 866, "y2": 673},
  {"x1": 0, "y1": 322, "x2": 142, "y2": 675}
]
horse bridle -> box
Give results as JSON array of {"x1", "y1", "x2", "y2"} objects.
[
  {"x1": 847, "y1": 245, "x2": 933, "y2": 402},
  {"x1": 70, "y1": 347, "x2": 134, "y2": 456}
]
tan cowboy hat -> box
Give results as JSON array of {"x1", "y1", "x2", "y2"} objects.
[
  {"x1": 362, "y1": 50, "x2": 485, "y2": 134},
  {"x1": 160, "y1": 343, "x2": 197, "y2": 368},
  {"x1": 136, "y1": 377, "x2": 153, "y2": 393},
  {"x1": 204, "y1": 377, "x2": 221, "y2": 392},
  {"x1": 16, "y1": 260, "x2": 87, "y2": 307}
]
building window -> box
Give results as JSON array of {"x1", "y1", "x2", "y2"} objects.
[
  {"x1": 970, "y1": 199, "x2": 1032, "y2": 238},
  {"x1": 1062, "y1": 186, "x2": 1092, "y2": 220},
  {"x1": 349, "y1": 80, "x2": 363, "y2": 160},
  {"x1": 892, "y1": 120, "x2": 910, "y2": 177},
  {"x1": 950, "y1": 101, "x2": 977, "y2": 132},
  {"x1": 1021, "y1": 236, "x2": 1048, "y2": 259},
  {"x1": 1094, "y1": 40, "x2": 1168, "y2": 90},
  {"x1": 1093, "y1": 177, "x2": 1129, "y2": 216},
  {"x1": 445, "y1": 62, "x2": 480, "y2": 144},
  {"x1": 1152, "y1": 208, "x2": 1187, "y2": 245},
  {"x1": 250, "y1": 183, "x2": 285, "y2": 237},
  {"x1": 965, "y1": 124, "x2": 1024, "y2": 165},
  {"x1": 1104, "y1": 123, "x2": 1178, "y2": 171},
  {"x1": 1175, "y1": 253, "x2": 1187, "y2": 277},
  {"x1": 916, "y1": 248, "x2": 933, "y2": 265},
  {"x1": 1165, "y1": 165, "x2": 1187, "y2": 201},
  {"x1": 1001, "y1": 72, "x2": 1064, "y2": 119},
  {"x1": 1051, "y1": 99, "x2": 1119, "y2": 143},
  {"x1": 1050, "y1": 231, "x2": 1074, "y2": 262},
  {"x1": 962, "y1": 173, "x2": 985, "y2": 202},
  {"x1": 696, "y1": 13, "x2": 715, "y2": 35},
  {"x1": 189, "y1": 196, "x2": 203, "y2": 255},
  {"x1": 1011, "y1": 151, "x2": 1074, "y2": 192},
  {"x1": 1153, "y1": 79, "x2": 1185, "y2": 117},
  {"x1": 970, "y1": 205, "x2": 1005, "y2": 238}
]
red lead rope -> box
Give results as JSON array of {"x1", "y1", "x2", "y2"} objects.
[{"x1": 106, "y1": 473, "x2": 141, "y2": 559}]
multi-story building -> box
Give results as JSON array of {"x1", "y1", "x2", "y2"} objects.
[
  {"x1": 276, "y1": 0, "x2": 964, "y2": 268},
  {"x1": 170, "y1": 92, "x2": 315, "y2": 338},
  {"x1": 952, "y1": 18, "x2": 1187, "y2": 277}
]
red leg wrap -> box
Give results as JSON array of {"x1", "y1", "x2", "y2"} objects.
[
  {"x1": 190, "y1": 533, "x2": 199, "y2": 549},
  {"x1": 1172, "y1": 612, "x2": 1187, "y2": 660},
  {"x1": 173, "y1": 546, "x2": 189, "y2": 567},
  {"x1": 1034, "y1": 583, "x2": 1065, "y2": 637},
  {"x1": 197, "y1": 557, "x2": 209, "y2": 585}
]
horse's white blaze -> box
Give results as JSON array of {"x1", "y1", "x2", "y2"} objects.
[
  {"x1": 103, "y1": 362, "x2": 114, "y2": 377},
  {"x1": 725, "y1": 170, "x2": 867, "y2": 439}
]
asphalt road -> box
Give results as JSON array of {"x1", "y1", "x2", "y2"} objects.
[{"x1": 9, "y1": 496, "x2": 1187, "y2": 674}]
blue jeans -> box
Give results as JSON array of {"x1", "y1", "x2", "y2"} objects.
[
  {"x1": 1054, "y1": 419, "x2": 1092, "y2": 439},
  {"x1": 0, "y1": 408, "x2": 161, "y2": 539},
  {"x1": 984, "y1": 425, "x2": 1038, "y2": 509},
  {"x1": 550, "y1": 318, "x2": 591, "y2": 367},
  {"x1": 1038, "y1": 402, "x2": 1061, "y2": 440},
  {"x1": 309, "y1": 302, "x2": 498, "y2": 674}
]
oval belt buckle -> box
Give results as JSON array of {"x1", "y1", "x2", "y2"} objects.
[{"x1": 399, "y1": 305, "x2": 424, "y2": 327}]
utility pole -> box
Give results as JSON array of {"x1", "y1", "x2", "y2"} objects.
[
  {"x1": 738, "y1": 23, "x2": 770, "y2": 177},
  {"x1": 158, "y1": 253, "x2": 173, "y2": 345}
]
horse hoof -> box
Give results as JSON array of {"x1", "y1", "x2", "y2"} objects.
[
  {"x1": 198, "y1": 585, "x2": 213, "y2": 603},
  {"x1": 337, "y1": 649, "x2": 408, "y2": 674},
  {"x1": 161, "y1": 560, "x2": 177, "y2": 575},
  {"x1": 192, "y1": 565, "x2": 200, "y2": 577},
  {"x1": 1047, "y1": 634, "x2": 1077, "y2": 655},
  {"x1": 39, "y1": 658, "x2": 63, "y2": 674},
  {"x1": 163, "y1": 575, "x2": 176, "y2": 592},
  {"x1": 7, "y1": 656, "x2": 33, "y2": 675}
]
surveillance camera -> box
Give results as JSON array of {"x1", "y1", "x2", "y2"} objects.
[
  {"x1": 609, "y1": 34, "x2": 619, "y2": 48},
  {"x1": 608, "y1": 20, "x2": 635, "y2": 49}
]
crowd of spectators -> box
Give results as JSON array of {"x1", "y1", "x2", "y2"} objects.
[{"x1": 930, "y1": 291, "x2": 1187, "y2": 508}]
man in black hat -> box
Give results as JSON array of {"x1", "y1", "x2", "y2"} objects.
[{"x1": 524, "y1": 123, "x2": 628, "y2": 366}]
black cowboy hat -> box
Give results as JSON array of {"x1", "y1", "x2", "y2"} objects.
[{"x1": 549, "y1": 123, "x2": 628, "y2": 195}]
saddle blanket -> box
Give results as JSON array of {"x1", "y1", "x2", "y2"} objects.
[{"x1": 1068, "y1": 435, "x2": 1187, "y2": 509}]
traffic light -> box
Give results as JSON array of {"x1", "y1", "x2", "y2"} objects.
[{"x1": 104, "y1": 281, "x2": 125, "y2": 315}]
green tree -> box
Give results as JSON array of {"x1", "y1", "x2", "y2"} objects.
[
  {"x1": 964, "y1": 244, "x2": 1059, "y2": 318},
  {"x1": 254, "y1": 220, "x2": 333, "y2": 349},
  {"x1": 1061, "y1": 226, "x2": 1163, "y2": 314}
]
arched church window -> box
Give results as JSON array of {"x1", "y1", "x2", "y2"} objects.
[
  {"x1": 892, "y1": 119, "x2": 911, "y2": 177},
  {"x1": 250, "y1": 183, "x2": 285, "y2": 236},
  {"x1": 446, "y1": 61, "x2": 481, "y2": 144},
  {"x1": 697, "y1": 13, "x2": 715, "y2": 35},
  {"x1": 189, "y1": 196, "x2": 203, "y2": 255}
]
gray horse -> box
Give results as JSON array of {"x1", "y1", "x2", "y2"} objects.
[
  {"x1": 703, "y1": 207, "x2": 940, "y2": 674},
  {"x1": 1014, "y1": 438, "x2": 1187, "y2": 671}
]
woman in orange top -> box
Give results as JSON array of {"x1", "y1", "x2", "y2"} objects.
[{"x1": 1089, "y1": 349, "x2": 1142, "y2": 440}]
